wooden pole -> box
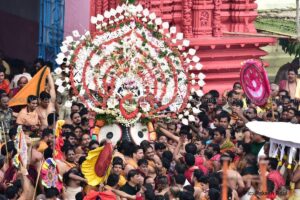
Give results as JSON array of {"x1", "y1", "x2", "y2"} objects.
[
  {"x1": 297, "y1": 0, "x2": 300, "y2": 41},
  {"x1": 32, "y1": 160, "x2": 43, "y2": 200},
  {"x1": 222, "y1": 158, "x2": 229, "y2": 200},
  {"x1": 260, "y1": 161, "x2": 268, "y2": 200}
]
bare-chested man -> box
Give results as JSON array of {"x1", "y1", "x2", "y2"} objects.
[
  {"x1": 219, "y1": 154, "x2": 246, "y2": 197},
  {"x1": 289, "y1": 164, "x2": 300, "y2": 199},
  {"x1": 36, "y1": 74, "x2": 56, "y2": 129},
  {"x1": 56, "y1": 147, "x2": 77, "y2": 177},
  {"x1": 143, "y1": 144, "x2": 162, "y2": 179},
  {"x1": 124, "y1": 146, "x2": 144, "y2": 175}
]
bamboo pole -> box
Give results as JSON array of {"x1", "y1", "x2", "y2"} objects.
[
  {"x1": 297, "y1": 0, "x2": 300, "y2": 41},
  {"x1": 259, "y1": 160, "x2": 268, "y2": 200},
  {"x1": 32, "y1": 160, "x2": 43, "y2": 200},
  {"x1": 222, "y1": 158, "x2": 229, "y2": 200}
]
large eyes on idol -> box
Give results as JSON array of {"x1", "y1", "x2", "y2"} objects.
[
  {"x1": 98, "y1": 124, "x2": 122, "y2": 146},
  {"x1": 130, "y1": 123, "x2": 149, "y2": 145}
]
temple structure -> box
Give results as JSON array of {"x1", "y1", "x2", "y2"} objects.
[{"x1": 90, "y1": 0, "x2": 276, "y2": 92}]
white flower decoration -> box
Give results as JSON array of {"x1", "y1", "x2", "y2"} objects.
[
  {"x1": 57, "y1": 86, "x2": 65, "y2": 93},
  {"x1": 192, "y1": 56, "x2": 200, "y2": 63},
  {"x1": 149, "y1": 13, "x2": 156, "y2": 20},
  {"x1": 188, "y1": 115, "x2": 195, "y2": 122},
  {"x1": 57, "y1": 52, "x2": 65, "y2": 59},
  {"x1": 198, "y1": 73, "x2": 206, "y2": 80},
  {"x1": 198, "y1": 80, "x2": 205, "y2": 87},
  {"x1": 55, "y1": 58, "x2": 63, "y2": 65},
  {"x1": 104, "y1": 11, "x2": 111, "y2": 18},
  {"x1": 188, "y1": 48, "x2": 196, "y2": 56},
  {"x1": 60, "y1": 46, "x2": 68, "y2": 53},
  {"x1": 55, "y1": 79, "x2": 63, "y2": 86},
  {"x1": 110, "y1": 9, "x2": 117, "y2": 16},
  {"x1": 184, "y1": 110, "x2": 189, "y2": 116},
  {"x1": 176, "y1": 33, "x2": 183, "y2": 40},
  {"x1": 155, "y1": 18, "x2": 162, "y2": 25},
  {"x1": 136, "y1": 4, "x2": 143, "y2": 12},
  {"x1": 182, "y1": 118, "x2": 189, "y2": 125},
  {"x1": 116, "y1": 6, "x2": 123, "y2": 14},
  {"x1": 170, "y1": 26, "x2": 176, "y2": 34},
  {"x1": 72, "y1": 30, "x2": 80, "y2": 37},
  {"x1": 196, "y1": 90, "x2": 203, "y2": 97},
  {"x1": 195, "y1": 63, "x2": 203, "y2": 70},
  {"x1": 162, "y1": 22, "x2": 169, "y2": 29},
  {"x1": 140, "y1": 102, "x2": 151, "y2": 112},
  {"x1": 142, "y1": 8, "x2": 149, "y2": 16},
  {"x1": 97, "y1": 14, "x2": 104, "y2": 21},
  {"x1": 107, "y1": 98, "x2": 119, "y2": 109},
  {"x1": 54, "y1": 67, "x2": 62, "y2": 75},
  {"x1": 183, "y1": 39, "x2": 190, "y2": 47},
  {"x1": 192, "y1": 107, "x2": 201, "y2": 114},
  {"x1": 64, "y1": 68, "x2": 70, "y2": 73},
  {"x1": 91, "y1": 16, "x2": 97, "y2": 24}
]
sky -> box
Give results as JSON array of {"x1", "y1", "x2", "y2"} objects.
[{"x1": 257, "y1": 0, "x2": 296, "y2": 10}]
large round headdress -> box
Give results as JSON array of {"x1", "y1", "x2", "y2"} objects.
[{"x1": 55, "y1": 3, "x2": 204, "y2": 126}]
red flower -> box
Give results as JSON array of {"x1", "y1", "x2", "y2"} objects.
[{"x1": 119, "y1": 94, "x2": 139, "y2": 120}]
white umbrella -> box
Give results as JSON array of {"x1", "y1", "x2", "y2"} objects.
[
  {"x1": 246, "y1": 121, "x2": 300, "y2": 147},
  {"x1": 246, "y1": 121, "x2": 300, "y2": 168}
]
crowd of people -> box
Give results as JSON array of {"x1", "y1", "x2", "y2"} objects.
[{"x1": 0, "y1": 55, "x2": 300, "y2": 200}]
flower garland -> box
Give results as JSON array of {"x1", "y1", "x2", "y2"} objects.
[
  {"x1": 119, "y1": 94, "x2": 139, "y2": 120},
  {"x1": 55, "y1": 3, "x2": 205, "y2": 126}
]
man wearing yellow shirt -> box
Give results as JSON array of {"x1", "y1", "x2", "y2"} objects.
[
  {"x1": 112, "y1": 156, "x2": 127, "y2": 187},
  {"x1": 37, "y1": 128, "x2": 54, "y2": 153}
]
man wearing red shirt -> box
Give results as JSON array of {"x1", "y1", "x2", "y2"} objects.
[
  {"x1": 184, "y1": 153, "x2": 198, "y2": 184},
  {"x1": 0, "y1": 66, "x2": 9, "y2": 94},
  {"x1": 267, "y1": 158, "x2": 285, "y2": 191}
]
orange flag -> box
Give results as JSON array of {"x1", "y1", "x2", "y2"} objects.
[{"x1": 9, "y1": 66, "x2": 50, "y2": 107}]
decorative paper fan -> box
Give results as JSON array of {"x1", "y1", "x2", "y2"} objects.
[
  {"x1": 240, "y1": 60, "x2": 270, "y2": 106},
  {"x1": 41, "y1": 158, "x2": 62, "y2": 191},
  {"x1": 55, "y1": 3, "x2": 204, "y2": 126},
  {"x1": 81, "y1": 143, "x2": 113, "y2": 186},
  {"x1": 98, "y1": 124, "x2": 122, "y2": 145},
  {"x1": 130, "y1": 122, "x2": 149, "y2": 145}
]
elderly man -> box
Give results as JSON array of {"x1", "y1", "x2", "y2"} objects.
[
  {"x1": 270, "y1": 83, "x2": 279, "y2": 98},
  {"x1": 0, "y1": 95, "x2": 13, "y2": 130}
]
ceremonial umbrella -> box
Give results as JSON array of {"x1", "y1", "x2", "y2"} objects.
[{"x1": 246, "y1": 121, "x2": 300, "y2": 168}]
